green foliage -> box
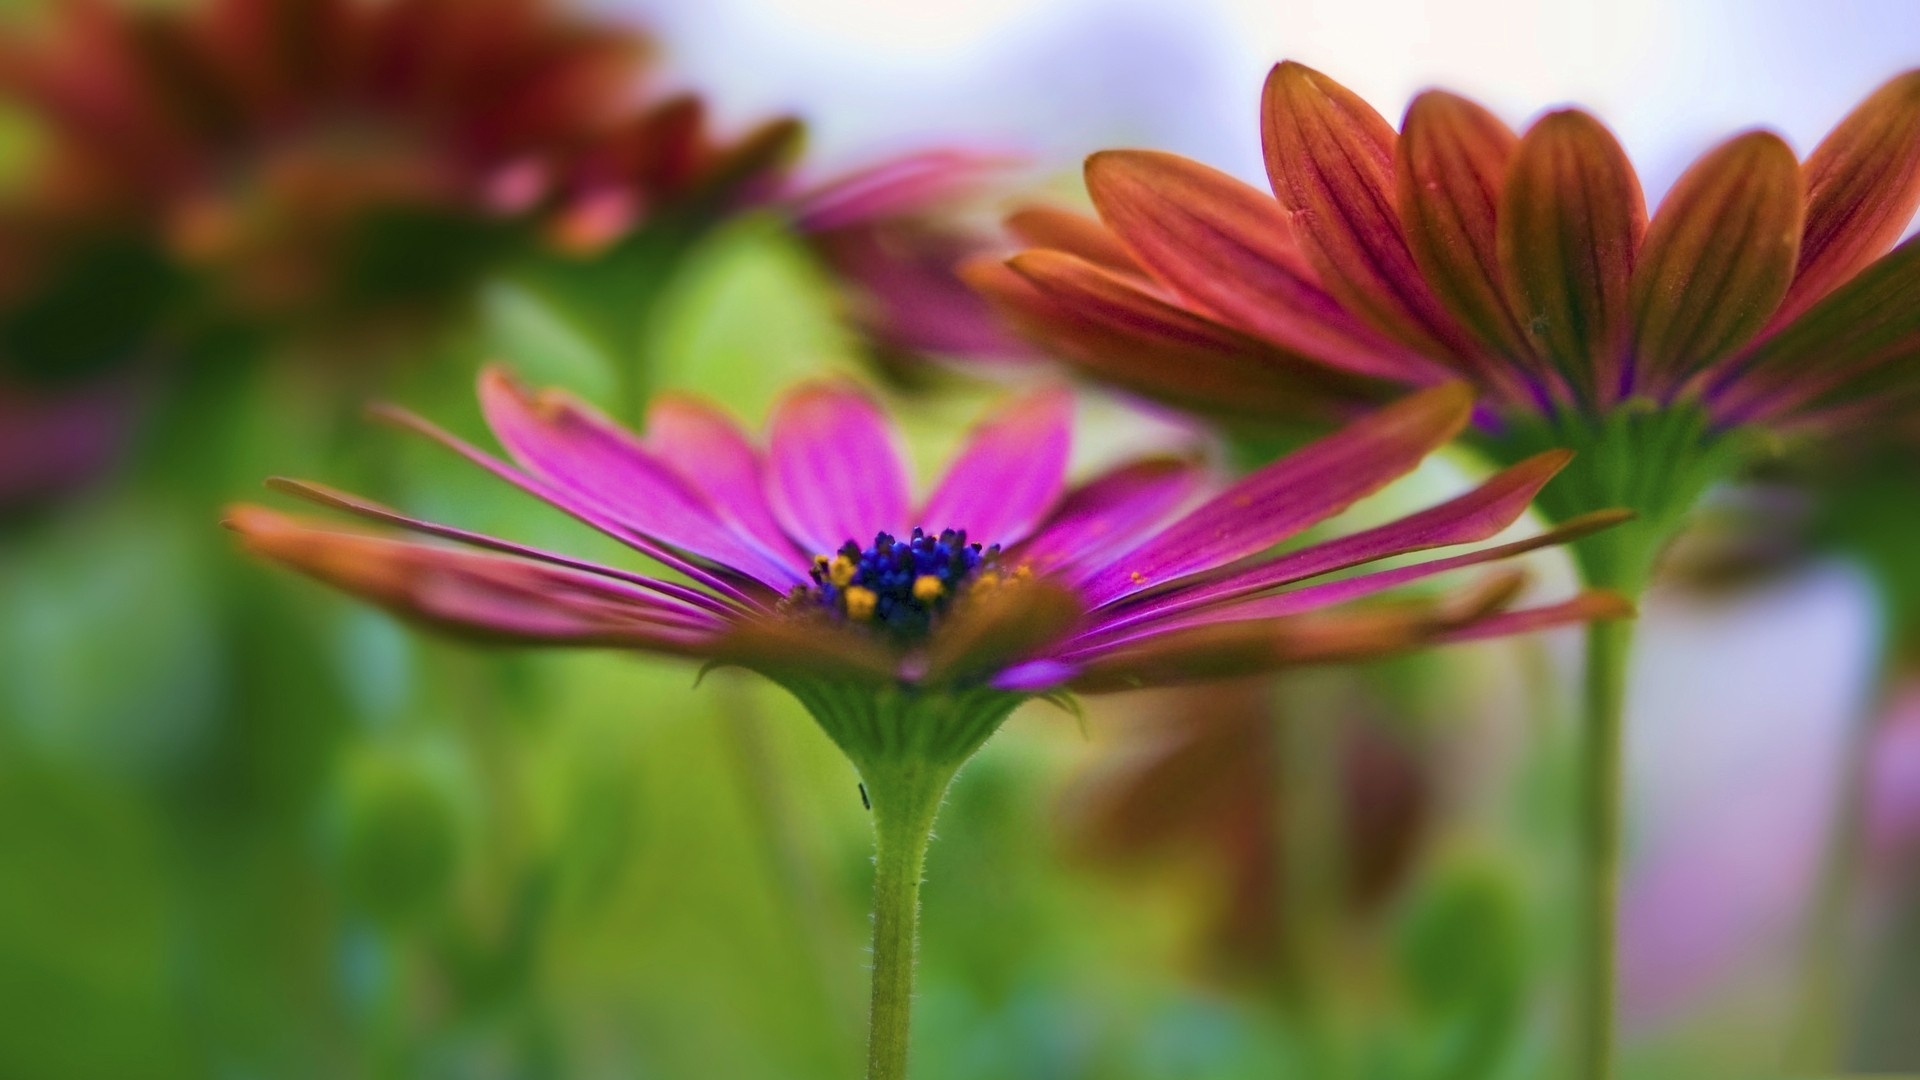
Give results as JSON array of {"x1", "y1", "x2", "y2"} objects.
[
  {"x1": 331, "y1": 744, "x2": 466, "y2": 929},
  {"x1": 647, "y1": 213, "x2": 863, "y2": 420}
]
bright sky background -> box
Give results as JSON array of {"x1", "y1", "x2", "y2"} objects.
[{"x1": 605, "y1": 0, "x2": 1919, "y2": 198}]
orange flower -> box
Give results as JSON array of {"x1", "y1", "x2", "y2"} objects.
[{"x1": 975, "y1": 62, "x2": 1920, "y2": 437}]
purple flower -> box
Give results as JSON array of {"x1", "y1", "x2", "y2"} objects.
[
  {"x1": 228, "y1": 371, "x2": 1626, "y2": 711},
  {"x1": 227, "y1": 369, "x2": 1627, "y2": 1078}
]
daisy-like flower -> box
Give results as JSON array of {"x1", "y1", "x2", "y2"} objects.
[
  {"x1": 0, "y1": 0, "x2": 800, "y2": 321},
  {"x1": 970, "y1": 60, "x2": 1920, "y2": 1078},
  {"x1": 226, "y1": 370, "x2": 1625, "y2": 1080},
  {"x1": 971, "y1": 62, "x2": 1920, "y2": 596}
]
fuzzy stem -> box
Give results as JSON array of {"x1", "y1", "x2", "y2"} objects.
[
  {"x1": 1576, "y1": 616, "x2": 1634, "y2": 1080},
  {"x1": 860, "y1": 760, "x2": 957, "y2": 1080}
]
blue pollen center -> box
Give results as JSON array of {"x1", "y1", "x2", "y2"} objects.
[{"x1": 804, "y1": 528, "x2": 999, "y2": 640}]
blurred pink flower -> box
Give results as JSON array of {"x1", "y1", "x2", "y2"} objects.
[
  {"x1": 0, "y1": 376, "x2": 139, "y2": 510},
  {"x1": 793, "y1": 150, "x2": 1036, "y2": 374},
  {"x1": 1869, "y1": 684, "x2": 1920, "y2": 865},
  {"x1": 0, "y1": 0, "x2": 802, "y2": 319}
]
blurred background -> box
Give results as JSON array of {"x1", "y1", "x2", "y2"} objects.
[{"x1": 2, "y1": 0, "x2": 1917, "y2": 1077}]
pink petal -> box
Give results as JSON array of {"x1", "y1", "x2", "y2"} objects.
[
  {"x1": 478, "y1": 369, "x2": 805, "y2": 587},
  {"x1": 989, "y1": 658, "x2": 1079, "y2": 692},
  {"x1": 1087, "y1": 509, "x2": 1626, "y2": 650},
  {"x1": 642, "y1": 392, "x2": 808, "y2": 572},
  {"x1": 1011, "y1": 457, "x2": 1206, "y2": 582},
  {"x1": 225, "y1": 506, "x2": 726, "y2": 650},
  {"x1": 1061, "y1": 582, "x2": 1542, "y2": 691},
  {"x1": 919, "y1": 387, "x2": 1073, "y2": 547},
  {"x1": 263, "y1": 477, "x2": 736, "y2": 618},
  {"x1": 1077, "y1": 382, "x2": 1476, "y2": 607},
  {"x1": 790, "y1": 147, "x2": 1018, "y2": 233},
  {"x1": 369, "y1": 403, "x2": 768, "y2": 609},
  {"x1": 765, "y1": 381, "x2": 912, "y2": 555},
  {"x1": 1081, "y1": 449, "x2": 1578, "y2": 639}
]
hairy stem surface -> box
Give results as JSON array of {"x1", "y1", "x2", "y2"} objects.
[
  {"x1": 861, "y1": 761, "x2": 956, "y2": 1080},
  {"x1": 1577, "y1": 617, "x2": 1633, "y2": 1080}
]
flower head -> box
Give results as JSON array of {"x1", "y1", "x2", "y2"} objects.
[
  {"x1": 974, "y1": 62, "x2": 1920, "y2": 435},
  {"x1": 227, "y1": 370, "x2": 1626, "y2": 762},
  {"x1": 972, "y1": 63, "x2": 1920, "y2": 591}
]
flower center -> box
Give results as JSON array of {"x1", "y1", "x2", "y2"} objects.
[{"x1": 803, "y1": 528, "x2": 1002, "y2": 640}]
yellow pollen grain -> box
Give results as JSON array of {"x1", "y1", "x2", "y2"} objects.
[
  {"x1": 912, "y1": 575, "x2": 946, "y2": 602},
  {"x1": 1129, "y1": 571, "x2": 1148, "y2": 585},
  {"x1": 843, "y1": 586, "x2": 878, "y2": 621},
  {"x1": 828, "y1": 555, "x2": 857, "y2": 587}
]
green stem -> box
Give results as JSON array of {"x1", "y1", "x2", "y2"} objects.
[
  {"x1": 860, "y1": 760, "x2": 958, "y2": 1080},
  {"x1": 1576, "y1": 617, "x2": 1634, "y2": 1080},
  {"x1": 1786, "y1": 657, "x2": 1890, "y2": 1070}
]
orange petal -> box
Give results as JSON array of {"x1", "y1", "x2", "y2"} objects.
[
  {"x1": 1775, "y1": 70, "x2": 1920, "y2": 325},
  {"x1": 1397, "y1": 91, "x2": 1539, "y2": 371},
  {"x1": 1712, "y1": 234, "x2": 1920, "y2": 425},
  {"x1": 1436, "y1": 589, "x2": 1636, "y2": 643},
  {"x1": 1497, "y1": 109, "x2": 1646, "y2": 407},
  {"x1": 1260, "y1": 63, "x2": 1479, "y2": 371},
  {"x1": 1629, "y1": 131, "x2": 1803, "y2": 391},
  {"x1": 1067, "y1": 591, "x2": 1474, "y2": 691},
  {"x1": 1085, "y1": 149, "x2": 1444, "y2": 384},
  {"x1": 1006, "y1": 204, "x2": 1145, "y2": 276},
  {"x1": 967, "y1": 250, "x2": 1398, "y2": 422}
]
